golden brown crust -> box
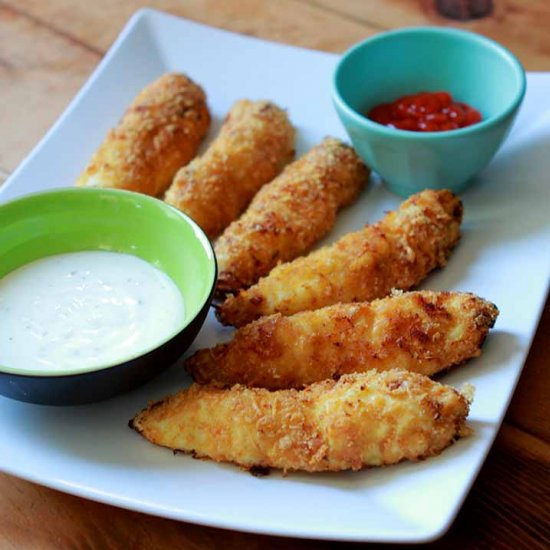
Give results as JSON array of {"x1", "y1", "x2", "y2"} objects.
[
  {"x1": 164, "y1": 100, "x2": 295, "y2": 238},
  {"x1": 214, "y1": 138, "x2": 369, "y2": 294},
  {"x1": 76, "y1": 73, "x2": 210, "y2": 196},
  {"x1": 130, "y1": 370, "x2": 472, "y2": 472},
  {"x1": 217, "y1": 189, "x2": 463, "y2": 327},
  {"x1": 186, "y1": 290, "x2": 498, "y2": 389}
]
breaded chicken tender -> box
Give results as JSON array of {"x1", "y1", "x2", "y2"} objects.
[
  {"x1": 76, "y1": 73, "x2": 210, "y2": 196},
  {"x1": 215, "y1": 138, "x2": 369, "y2": 294},
  {"x1": 187, "y1": 291, "x2": 498, "y2": 389},
  {"x1": 131, "y1": 370, "x2": 473, "y2": 472},
  {"x1": 164, "y1": 100, "x2": 295, "y2": 238},
  {"x1": 218, "y1": 189, "x2": 463, "y2": 327}
]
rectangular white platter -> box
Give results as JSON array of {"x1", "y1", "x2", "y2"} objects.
[{"x1": 0, "y1": 9, "x2": 549, "y2": 544}]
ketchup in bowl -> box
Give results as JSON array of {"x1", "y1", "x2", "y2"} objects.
[{"x1": 367, "y1": 91, "x2": 482, "y2": 132}]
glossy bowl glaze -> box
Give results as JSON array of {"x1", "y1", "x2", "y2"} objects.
[
  {"x1": 332, "y1": 27, "x2": 526, "y2": 196},
  {"x1": 0, "y1": 188, "x2": 216, "y2": 405}
]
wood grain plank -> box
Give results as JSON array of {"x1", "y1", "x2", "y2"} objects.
[
  {"x1": 0, "y1": 0, "x2": 102, "y2": 55},
  {"x1": 10, "y1": 0, "x2": 380, "y2": 55},
  {"x1": 14, "y1": 0, "x2": 550, "y2": 69},
  {"x1": 0, "y1": 422, "x2": 547, "y2": 549},
  {"x1": 0, "y1": 471, "x2": 331, "y2": 550},
  {"x1": 438, "y1": 424, "x2": 550, "y2": 550},
  {"x1": 0, "y1": 5, "x2": 99, "y2": 171},
  {"x1": 506, "y1": 296, "x2": 550, "y2": 442},
  {"x1": 307, "y1": 0, "x2": 550, "y2": 70},
  {"x1": 0, "y1": 167, "x2": 10, "y2": 186}
]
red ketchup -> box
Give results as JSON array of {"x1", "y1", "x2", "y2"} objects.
[{"x1": 367, "y1": 91, "x2": 482, "y2": 132}]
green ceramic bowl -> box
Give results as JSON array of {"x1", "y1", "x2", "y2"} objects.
[
  {"x1": 332, "y1": 27, "x2": 526, "y2": 196},
  {"x1": 0, "y1": 188, "x2": 217, "y2": 405}
]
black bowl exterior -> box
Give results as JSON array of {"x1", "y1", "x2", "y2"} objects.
[{"x1": 0, "y1": 289, "x2": 214, "y2": 406}]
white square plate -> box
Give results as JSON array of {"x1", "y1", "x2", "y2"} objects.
[{"x1": 0, "y1": 9, "x2": 549, "y2": 543}]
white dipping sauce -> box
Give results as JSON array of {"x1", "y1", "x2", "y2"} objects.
[{"x1": 0, "y1": 251, "x2": 185, "y2": 372}]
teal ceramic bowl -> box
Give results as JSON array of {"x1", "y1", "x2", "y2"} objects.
[
  {"x1": 0, "y1": 188, "x2": 217, "y2": 405},
  {"x1": 332, "y1": 27, "x2": 526, "y2": 196}
]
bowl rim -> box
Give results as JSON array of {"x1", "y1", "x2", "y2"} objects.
[
  {"x1": 332, "y1": 26, "x2": 527, "y2": 139},
  {"x1": 0, "y1": 187, "x2": 217, "y2": 378}
]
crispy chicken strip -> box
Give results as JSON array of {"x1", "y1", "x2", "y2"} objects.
[
  {"x1": 131, "y1": 370, "x2": 473, "y2": 473},
  {"x1": 218, "y1": 189, "x2": 463, "y2": 327},
  {"x1": 215, "y1": 138, "x2": 369, "y2": 294},
  {"x1": 187, "y1": 291, "x2": 498, "y2": 389},
  {"x1": 76, "y1": 73, "x2": 210, "y2": 196},
  {"x1": 164, "y1": 100, "x2": 295, "y2": 238}
]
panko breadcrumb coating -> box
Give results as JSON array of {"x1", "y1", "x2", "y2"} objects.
[
  {"x1": 131, "y1": 370, "x2": 473, "y2": 473},
  {"x1": 215, "y1": 138, "x2": 369, "y2": 294},
  {"x1": 218, "y1": 189, "x2": 463, "y2": 327},
  {"x1": 164, "y1": 100, "x2": 295, "y2": 238},
  {"x1": 76, "y1": 73, "x2": 210, "y2": 196},
  {"x1": 187, "y1": 290, "x2": 498, "y2": 389}
]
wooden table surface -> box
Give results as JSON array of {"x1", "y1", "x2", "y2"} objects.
[{"x1": 1, "y1": 1, "x2": 549, "y2": 548}]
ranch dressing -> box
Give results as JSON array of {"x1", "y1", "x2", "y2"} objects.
[{"x1": 0, "y1": 251, "x2": 185, "y2": 372}]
